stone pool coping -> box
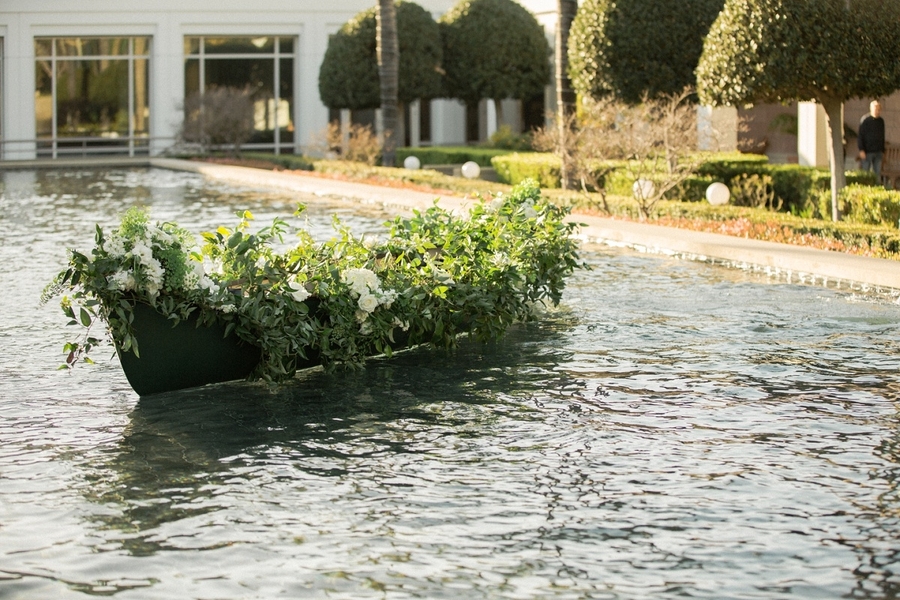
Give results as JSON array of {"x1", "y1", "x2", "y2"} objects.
[{"x1": 2, "y1": 156, "x2": 897, "y2": 292}]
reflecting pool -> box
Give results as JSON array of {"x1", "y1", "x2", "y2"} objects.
[{"x1": 2, "y1": 168, "x2": 900, "y2": 599}]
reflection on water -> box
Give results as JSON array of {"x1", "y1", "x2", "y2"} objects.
[{"x1": 1, "y1": 168, "x2": 900, "y2": 599}]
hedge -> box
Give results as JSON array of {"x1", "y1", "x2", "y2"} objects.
[
  {"x1": 838, "y1": 184, "x2": 900, "y2": 228},
  {"x1": 397, "y1": 146, "x2": 513, "y2": 167},
  {"x1": 491, "y1": 151, "x2": 881, "y2": 216}
]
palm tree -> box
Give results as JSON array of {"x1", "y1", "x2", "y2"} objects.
[
  {"x1": 556, "y1": 0, "x2": 577, "y2": 189},
  {"x1": 376, "y1": 0, "x2": 400, "y2": 167}
]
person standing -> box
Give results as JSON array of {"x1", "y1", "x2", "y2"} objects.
[{"x1": 858, "y1": 100, "x2": 885, "y2": 181}]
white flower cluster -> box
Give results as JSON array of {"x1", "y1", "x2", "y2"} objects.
[
  {"x1": 102, "y1": 225, "x2": 218, "y2": 299},
  {"x1": 483, "y1": 193, "x2": 539, "y2": 219},
  {"x1": 342, "y1": 267, "x2": 398, "y2": 326}
]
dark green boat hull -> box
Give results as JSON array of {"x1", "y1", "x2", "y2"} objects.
[{"x1": 117, "y1": 302, "x2": 262, "y2": 397}]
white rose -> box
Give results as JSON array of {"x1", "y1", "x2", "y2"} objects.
[
  {"x1": 287, "y1": 281, "x2": 310, "y2": 303},
  {"x1": 358, "y1": 293, "x2": 379, "y2": 313}
]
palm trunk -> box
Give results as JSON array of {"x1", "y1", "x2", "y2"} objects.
[
  {"x1": 556, "y1": 0, "x2": 578, "y2": 189},
  {"x1": 377, "y1": 0, "x2": 399, "y2": 167},
  {"x1": 821, "y1": 96, "x2": 846, "y2": 221}
]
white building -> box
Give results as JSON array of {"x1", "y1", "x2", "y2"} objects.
[{"x1": 0, "y1": 0, "x2": 556, "y2": 160}]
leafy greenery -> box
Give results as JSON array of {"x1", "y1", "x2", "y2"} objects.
[
  {"x1": 396, "y1": 145, "x2": 514, "y2": 167},
  {"x1": 43, "y1": 180, "x2": 583, "y2": 384},
  {"x1": 696, "y1": 0, "x2": 900, "y2": 108},
  {"x1": 568, "y1": 0, "x2": 724, "y2": 103},
  {"x1": 318, "y1": 1, "x2": 443, "y2": 110},
  {"x1": 695, "y1": 0, "x2": 900, "y2": 219},
  {"x1": 838, "y1": 184, "x2": 900, "y2": 228},
  {"x1": 439, "y1": 0, "x2": 551, "y2": 105}
]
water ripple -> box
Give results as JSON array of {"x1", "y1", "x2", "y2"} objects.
[{"x1": 2, "y1": 168, "x2": 900, "y2": 598}]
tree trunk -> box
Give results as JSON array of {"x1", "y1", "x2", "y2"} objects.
[
  {"x1": 377, "y1": 0, "x2": 399, "y2": 167},
  {"x1": 556, "y1": 0, "x2": 578, "y2": 189},
  {"x1": 821, "y1": 97, "x2": 846, "y2": 221},
  {"x1": 493, "y1": 98, "x2": 504, "y2": 132}
]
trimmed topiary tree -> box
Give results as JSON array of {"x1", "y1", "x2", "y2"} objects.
[
  {"x1": 440, "y1": 0, "x2": 551, "y2": 120},
  {"x1": 318, "y1": 1, "x2": 443, "y2": 111},
  {"x1": 568, "y1": 0, "x2": 724, "y2": 104},
  {"x1": 696, "y1": 0, "x2": 900, "y2": 221}
]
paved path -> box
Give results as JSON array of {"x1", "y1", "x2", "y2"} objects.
[{"x1": 151, "y1": 158, "x2": 900, "y2": 293}]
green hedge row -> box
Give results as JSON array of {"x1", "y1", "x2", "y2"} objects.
[
  {"x1": 837, "y1": 184, "x2": 900, "y2": 228},
  {"x1": 396, "y1": 146, "x2": 513, "y2": 167},
  {"x1": 491, "y1": 151, "x2": 881, "y2": 217}
]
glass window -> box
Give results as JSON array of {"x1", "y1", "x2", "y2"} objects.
[
  {"x1": 34, "y1": 37, "x2": 151, "y2": 157},
  {"x1": 183, "y1": 36, "x2": 296, "y2": 153}
]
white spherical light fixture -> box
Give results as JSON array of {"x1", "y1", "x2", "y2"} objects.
[
  {"x1": 461, "y1": 161, "x2": 481, "y2": 179},
  {"x1": 403, "y1": 156, "x2": 421, "y2": 170},
  {"x1": 632, "y1": 178, "x2": 655, "y2": 199},
  {"x1": 706, "y1": 182, "x2": 730, "y2": 206}
]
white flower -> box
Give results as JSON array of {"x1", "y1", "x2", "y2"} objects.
[
  {"x1": 130, "y1": 241, "x2": 154, "y2": 265},
  {"x1": 359, "y1": 320, "x2": 373, "y2": 335},
  {"x1": 220, "y1": 303, "x2": 236, "y2": 314},
  {"x1": 488, "y1": 198, "x2": 504, "y2": 212},
  {"x1": 355, "y1": 309, "x2": 369, "y2": 324},
  {"x1": 287, "y1": 281, "x2": 310, "y2": 303},
  {"x1": 198, "y1": 276, "x2": 219, "y2": 295},
  {"x1": 377, "y1": 288, "x2": 398, "y2": 308},
  {"x1": 102, "y1": 234, "x2": 127, "y2": 258},
  {"x1": 144, "y1": 258, "x2": 165, "y2": 286},
  {"x1": 392, "y1": 317, "x2": 409, "y2": 331},
  {"x1": 110, "y1": 270, "x2": 136, "y2": 291},
  {"x1": 523, "y1": 204, "x2": 538, "y2": 219},
  {"x1": 343, "y1": 268, "x2": 380, "y2": 297},
  {"x1": 358, "y1": 293, "x2": 380, "y2": 313}
]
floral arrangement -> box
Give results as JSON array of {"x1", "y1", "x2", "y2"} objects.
[{"x1": 42, "y1": 179, "x2": 583, "y2": 384}]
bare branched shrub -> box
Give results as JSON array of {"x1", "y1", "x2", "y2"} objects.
[
  {"x1": 317, "y1": 122, "x2": 381, "y2": 165},
  {"x1": 732, "y1": 173, "x2": 782, "y2": 210},
  {"x1": 533, "y1": 110, "x2": 617, "y2": 214},
  {"x1": 537, "y1": 88, "x2": 701, "y2": 219},
  {"x1": 179, "y1": 86, "x2": 255, "y2": 156}
]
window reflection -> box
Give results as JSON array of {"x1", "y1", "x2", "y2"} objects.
[
  {"x1": 183, "y1": 36, "x2": 295, "y2": 152},
  {"x1": 34, "y1": 37, "x2": 151, "y2": 157}
]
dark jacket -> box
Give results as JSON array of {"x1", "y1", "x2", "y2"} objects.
[{"x1": 858, "y1": 115, "x2": 885, "y2": 153}]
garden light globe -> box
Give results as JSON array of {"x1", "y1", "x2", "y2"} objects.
[
  {"x1": 632, "y1": 178, "x2": 655, "y2": 199},
  {"x1": 706, "y1": 182, "x2": 730, "y2": 205},
  {"x1": 461, "y1": 161, "x2": 481, "y2": 179},
  {"x1": 403, "y1": 156, "x2": 421, "y2": 170}
]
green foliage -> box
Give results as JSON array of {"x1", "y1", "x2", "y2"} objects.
[
  {"x1": 396, "y1": 146, "x2": 513, "y2": 167},
  {"x1": 44, "y1": 181, "x2": 583, "y2": 384},
  {"x1": 487, "y1": 125, "x2": 534, "y2": 151},
  {"x1": 838, "y1": 184, "x2": 900, "y2": 228},
  {"x1": 731, "y1": 173, "x2": 781, "y2": 210},
  {"x1": 568, "y1": 0, "x2": 724, "y2": 103},
  {"x1": 240, "y1": 152, "x2": 315, "y2": 171},
  {"x1": 318, "y1": 1, "x2": 443, "y2": 110},
  {"x1": 492, "y1": 152, "x2": 563, "y2": 188},
  {"x1": 697, "y1": 0, "x2": 900, "y2": 107},
  {"x1": 439, "y1": 0, "x2": 551, "y2": 104}
]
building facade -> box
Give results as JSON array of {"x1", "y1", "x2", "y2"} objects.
[{"x1": 1, "y1": 0, "x2": 555, "y2": 160}]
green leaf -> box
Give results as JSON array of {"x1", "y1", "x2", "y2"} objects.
[{"x1": 79, "y1": 307, "x2": 92, "y2": 327}]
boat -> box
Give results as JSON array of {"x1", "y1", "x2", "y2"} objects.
[{"x1": 45, "y1": 179, "x2": 583, "y2": 397}]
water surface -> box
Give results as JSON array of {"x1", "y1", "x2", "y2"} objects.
[{"x1": 1, "y1": 168, "x2": 899, "y2": 599}]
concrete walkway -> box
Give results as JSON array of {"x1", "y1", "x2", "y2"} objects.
[{"x1": 150, "y1": 158, "x2": 900, "y2": 293}]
